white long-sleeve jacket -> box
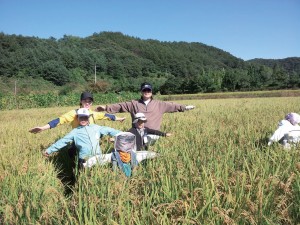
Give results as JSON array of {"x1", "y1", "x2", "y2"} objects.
[{"x1": 268, "y1": 120, "x2": 300, "y2": 146}]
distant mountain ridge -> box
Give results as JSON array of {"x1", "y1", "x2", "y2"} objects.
[{"x1": 248, "y1": 57, "x2": 300, "y2": 74}]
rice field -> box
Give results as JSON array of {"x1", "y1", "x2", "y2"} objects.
[{"x1": 1, "y1": 97, "x2": 300, "y2": 224}]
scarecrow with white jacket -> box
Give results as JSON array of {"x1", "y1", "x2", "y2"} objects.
[{"x1": 268, "y1": 112, "x2": 300, "y2": 149}]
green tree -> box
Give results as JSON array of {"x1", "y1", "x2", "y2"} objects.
[{"x1": 39, "y1": 60, "x2": 70, "y2": 86}]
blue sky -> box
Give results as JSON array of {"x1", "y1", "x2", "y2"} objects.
[{"x1": 0, "y1": 0, "x2": 299, "y2": 60}]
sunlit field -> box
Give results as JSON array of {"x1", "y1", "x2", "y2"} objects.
[{"x1": 1, "y1": 97, "x2": 300, "y2": 224}]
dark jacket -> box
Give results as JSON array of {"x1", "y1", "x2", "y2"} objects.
[{"x1": 128, "y1": 127, "x2": 167, "y2": 151}]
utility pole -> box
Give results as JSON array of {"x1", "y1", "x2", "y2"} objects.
[
  {"x1": 14, "y1": 80, "x2": 17, "y2": 96},
  {"x1": 94, "y1": 65, "x2": 97, "y2": 84},
  {"x1": 14, "y1": 80, "x2": 17, "y2": 109}
]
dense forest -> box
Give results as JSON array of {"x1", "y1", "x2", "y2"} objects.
[{"x1": 0, "y1": 31, "x2": 300, "y2": 95}]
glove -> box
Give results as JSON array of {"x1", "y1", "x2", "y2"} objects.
[{"x1": 185, "y1": 105, "x2": 195, "y2": 110}]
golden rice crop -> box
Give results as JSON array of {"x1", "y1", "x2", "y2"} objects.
[{"x1": 0, "y1": 97, "x2": 300, "y2": 224}]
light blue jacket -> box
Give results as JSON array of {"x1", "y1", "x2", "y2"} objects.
[{"x1": 46, "y1": 124, "x2": 121, "y2": 159}]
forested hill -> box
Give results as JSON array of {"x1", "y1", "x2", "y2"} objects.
[
  {"x1": 248, "y1": 57, "x2": 300, "y2": 75},
  {"x1": 0, "y1": 31, "x2": 299, "y2": 95}
]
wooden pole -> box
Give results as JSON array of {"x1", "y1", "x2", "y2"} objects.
[
  {"x1": 94, "y1": 65, "x2": 97, "y2": 84},
  {"x1": 14, "y1": 80, "x2": 17, "y2": 95}
]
